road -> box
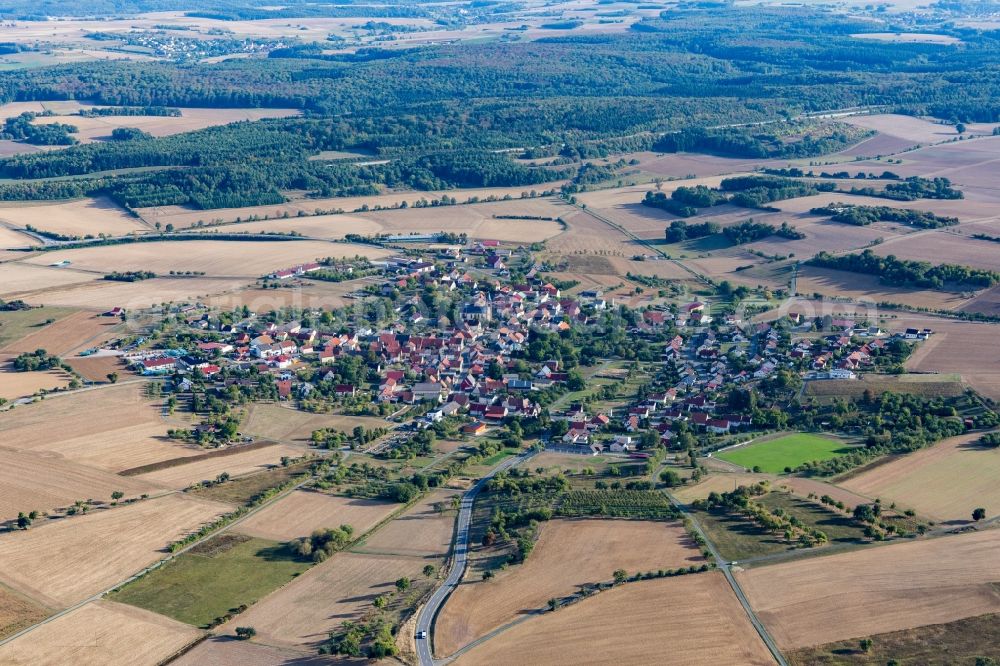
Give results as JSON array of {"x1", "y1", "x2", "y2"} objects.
[
  {"x1": 664, "y1": 490, "x2": 788, "y2": 666},
  {"x1": 416, "y1": 449, "x2": 536, "y2": 666}
]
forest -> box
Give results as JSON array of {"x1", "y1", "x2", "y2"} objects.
[
  {"x1": 808, "y1": 249, "x2": 1000, "y2": 290},
  {"x1": 0, "y1": 6, "x2": 997, "y2": 208},
  {"x1": 810, "y1": 204, "x2": 959, "y2": 229}
]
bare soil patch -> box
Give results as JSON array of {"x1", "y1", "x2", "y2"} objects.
[
  {"x1": 0, "y1": 584, "x2": 49, "y2": 641},
  {"x1": 235, "y1": 490, "x2": 398, "y2": 543},
  {"x1": 172, "y1": 636, "x2": 335, "y2": 666},
  {"x1": 0, "y1": 363, "x2": 71, "y2": 400},
  {"x1": 0, "y1": 600, "x2": 201, "y2": 666},
  {"x1": 242, "y1": 403, "x2": 392, "y2": 443},
  {"x1": 796, "y1": 266, "x2": 970, "y2": 310},
  {"x1": 737, "y1": 528, "x2": 1000, "y2": 651},
  {"x1": 454, "y1": 572, "x2": 775, "y2": 665},
  {"x1": 64, "y1": 355, "x2": 125, "y2": 382},
  {"x1": 0, "y1": 494, "x2": 228, "y2": 608},
  {"x1": 436, "y1": 518, "x2": 704, "y2": 656}
]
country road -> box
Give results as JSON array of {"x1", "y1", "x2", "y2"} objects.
[
  {"x1": 416, "y1": 449, "x2": 536, "y2": 666},
  {"x1": 664, "y1": 489, "x2": 788, "y2": 666}
]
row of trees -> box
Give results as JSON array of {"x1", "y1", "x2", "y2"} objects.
[{"x1": 808, "y1": 249, "x2": 1000, "y2": 290}]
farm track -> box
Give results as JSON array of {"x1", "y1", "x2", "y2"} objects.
[{"x1": 663, "y1": 488, "x2": 788, "y2": 666}]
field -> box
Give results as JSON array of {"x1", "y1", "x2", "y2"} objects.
[
  {"x1": 435, "y1": 518, "x2": 704, "y2": 656},
  {"x1": 216, "y1": 551, "x2": 432, "y2": 648},
  {"x1": 134, "y1": 442, "x2": 309, "y2": 490},
  {"x1": 692, "y1": 508, "x2": 791, "y2": 562},
  {"x1": 172, "y1": 636, "x2": 333, "y2": 666},
  {"x1": 241, "y1": 403, "x2": 392, "y2": 443},
  {"x1": 839, "y1": 432, "x2": 1000, "y2": 522},
  {"x1": 187, "y1": 461, "x2": 312, "y2": 506},
  {"x1": 672, "y1": 472, "x2": 772, "y2": 503},
  {"x1": 210, "y1": 198, "x2": 568, "y2": 243},
  {"x1": 112, "y1": 534, "x2": 311, "y2": 628},
  {"x1": 0, "y1": 310, "x2": 122, "y2": 356},
  {"x1": 0, "y1": 445, "x2": 157, "y2": 522},
  {"x1": 234, "y1": 490, "x2": 398, "y2": 542},
  {"x1": 805, "y1": 375, "x2": 966, "y2": 400},
  {"x1": 0, "y1": 198, "x2": 147, "y2": 239},
  {"x1": 17, "y1": 275, "x2": 248, "y2": 310},
  {"x1": 0, "y1": 585, "x2": 49, "y2": 641},
  {"x1": 716, "y1": 433, "x2": 854, "y2": 474},
  {"x1": 136, "y1": 184, "x2": 570, "y2": 229},
  {"x1": 0, "y1": 494, "x2": 228, "y2": 608},
  {"x1": 0, "y1": 306, "x2": 77, "y2": 349},
  {"x1": 355, "y1": 489, "x2": 459, "y2": 558},
  {"x1": 795, "y1": 266, "x2": 971, "y2": 311},
  {"x1": 32, "y1": 107, "x2": 300, "y2": 142},
  {"x1": 205, "y1": 281, "x2": 361, "y2": 312},
  {"x1": 20, "y1": 240, "x2": 389, "y2": 278},
  {"x1": 63, "y1": 355, "x2": 125, "y2": 382},
  {"x1": 789, "y1": 612, "x2": 1000, "y2": 665},
  {"x1": 0, "y1": 363, "x2": 70, "y2": 400},
  {"x1": 453, "y1": 573, "x2": 775, "y2": 665},
  {"x1": 902, "y1": 316, "x2": 1000, "y2": 401},
  {"x1": 737, "y1": 528, "x2": 1000, "y2": 651},
  {"x1": 0, "y1": 263, "x2": 97, "y2": 301},
  {"x1": 872, "y1": 230, "x2": 1000, "y2": 272},
  {"x1": 0, "y1": 383, "x2": 203, "y2": 472},
  {"x1": 0, "y1": 600, "x2": 201, "y2": 666}
]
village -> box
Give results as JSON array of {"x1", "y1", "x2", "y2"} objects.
[{"x1": 107, "y1": 236, "x2": 930, "y2": 462}]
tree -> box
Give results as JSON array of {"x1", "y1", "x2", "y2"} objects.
[
  {"x1": 395, "y1": 577, "x2": 411, "y2": 592},
  {"x1": 106, "y1": 372, "x2": 118, "y2": 384},
  {"x1": 422, "y1": 564, "x2": 436, "y2": 577},
  {"x1": 235, "y1": 626, "x2": 256, "y2": 640},
  {"x1": 659, "y1": 469, "x2": 682, "y2": 487},
  {"x1": 859, "y1": 638, "x2": 873, "y2": 653},
  {"x1": 613, "y1": 569, "x2": 628, "y2": 585},
  {"x1": 956, "y1": 123, "x2": 967, "y2": 134},
  {"x1": 547, "y1": 597, "x2": 560, "y2": 611},
  {"x1": 482, "y1": 569, "x2": 494, "y2": 581},
  {"x1": 16, "y1": 512, "x2": 31, "y2": 529},
  {"x1": 973, "y1": 507, "x2": 987, "y2": 521},
  {"x1": 111, "y1": 490, "x2": 124, "y2": 502}
]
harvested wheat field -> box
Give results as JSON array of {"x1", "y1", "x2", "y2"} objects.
[
  {"x1": 435, "y1": 518, "x2": 705, "y2": 656},
  {"x1": 0, "y1": 446, "x2": 156, "y2": 522},
  {"x1": 872, "y1": 231, "x2": 1000, "y2": 272},
  {"x1": 0, "y1": 383, "x2": 202, "y2": 472},
  {"x1": 171, "y1": 636, "x2": 335, "y2": 666},
  {"x1": 22, "y1": 240, "x2": 389, "y2": 278},
  {"x1": 1, "y1": 310, "x2": 121, "y2": 356},
  {"x1": 135, "y1": 442, "x2": 309, "y2": 490},
  {"x1": 454, "y1": 572, "x2": 775, "y2": 665},
  {"x1": 737, "y1": 528, "x2": 1000, "y2": 651},
  {"x1": 354, "y1": 489, "x2": 459, "y2": 558},
  {"x1": 673, "y1": 473, "x2": 773, "y2": 503},
  {"x1": 242, "y1": 403, "x2": 392, "y2": 443},
  {"x1": 839, "y1": 432, "x2": 1000, "y2": 521},
  {"x1": 0, "y1": 494, "x2": 228, "y2": 608},
  {"x1": 0, "y1": 198, "x2": 146, "y2": 238},
  {"x1": 217, "y1": 551, "x2": 431, "y2": 648},
  {"x1": 23, "y1": 276, "x2": 248, "y2": 310},
  {"x1": 902, "y1": 316, "x2": 1000, "y2": 400},
  {"x1": 0, "y1": 225, "x2": 35, "y2": 249},
  {"x1": 236, "y1": 490, "x2": 397, "y2": 543},
  {"x1": 206, "y1": 281, "x2": 360, "y2": 312},
  {"x1": 33, "y1": 107, "x2": 299, "y2": 143},
  {"x1": 0, "y1": 584, "x2": 49, "y2": 641},
  {"x1": 0, "y1": 365, "x2": 70, "y2": 400},
  {"x1": 137, "y1": 185, "x2": 567, "y2": 229},
  {"x1": 796, "y1": 266, "x2": 969, "y2": 310},
  {"x1": 843, "y1": 114, "x2": 960, "y2": 147},
  {"x1": 0, "y1": 600, "x2": 201, "y2": 666},
  {"x1": 0, "y1": 264, "x2": 95, "y2": 300}
]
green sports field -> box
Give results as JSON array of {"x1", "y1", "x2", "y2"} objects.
[{"x1": 716, "y1": 433, "x2": 853, "y2": 474}]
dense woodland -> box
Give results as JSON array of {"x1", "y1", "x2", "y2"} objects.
[
  {"x1": 808, "y1": 249, "x2": 1000, "y2": 290},
  {"x1": 0, "y1": 6, "x2": 998, "y2": 208}
]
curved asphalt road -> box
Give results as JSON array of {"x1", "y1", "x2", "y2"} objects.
[{"x1": 416, "y1": 450, "x2": 535, "y2": 666}]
